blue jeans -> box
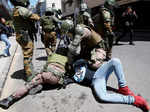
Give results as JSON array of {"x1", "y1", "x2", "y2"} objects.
[
  {"x1": 92, "y1": 58, "x2": 134, "y2": 104},
  {"x1": 0, "y1": 34, "x2": 11, "y2": 56}
]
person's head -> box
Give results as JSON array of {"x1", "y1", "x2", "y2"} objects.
[
  {"x1": 126, "y1": 6, "x2": 133, "y2": 13},
  {"x1": 104, "y1": 0, "x2": 117, "y2": 10},
  {"x1": 52, "y1": 3, "x2": 55, "y2": 8},
  {"x1": 45, "y1": 7, "x2": 54, "y2": 16},
  {"x1": 10, "y1": 0, "x2": 30, "y2": 7},
  {"x1": 0, "y1": 18, "x2": 6, "y2": 24}
]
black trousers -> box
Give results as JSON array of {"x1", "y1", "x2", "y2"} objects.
[{"x1": 116, "y1": 26, "x2": 134, "y2": 44}]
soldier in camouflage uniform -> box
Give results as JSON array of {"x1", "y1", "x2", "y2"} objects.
[
  {"x1": 10, "y1": 0, "x2": 40, "y2": 82},
  {"x1": 0, "y1": 52, "x2": 73, "y2": 109},
  {"x1": 76, "y1": 1, "x2": 94, "y2": 27},
  {"x1": 95, "y1": 0, "x2": 117, "y2": 60},
  {"x1": 61, "y1": 19, "x2": 106, "y2": 70},
  {"x1": 40, "y1": 7, "x2": 61, "y2": 56}
]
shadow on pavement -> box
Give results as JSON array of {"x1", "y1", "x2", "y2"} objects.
[
  {"x1": 42, "y1": 84, "x2": 61, "y2": 91},
  {"x1": 36, "y1": 47, "x2": 45, "y2": 50},
  {"x1": 113, "y1": 43, "x2": 127, "y2": 46},
  {"x1": 115, "y1": 31, "x2": 150, "y2": 43},
  {"x1": 36, "y1": 56, "x2": 47, "y2": 61},
  {"x1": 10, "y1": 69, "x2": 26, "y2": 81}
]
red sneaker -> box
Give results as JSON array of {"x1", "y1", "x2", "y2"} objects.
[
  {"x1": 134, "y1": 95, "x2": 150, "y2": 112},
  {"x1": 118, "y1": 86, "x2": 135, "y2": 96}
]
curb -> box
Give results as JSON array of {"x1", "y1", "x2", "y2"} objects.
[{"x1": 0, "y1": 37, "x2": 18, "y2": 97}]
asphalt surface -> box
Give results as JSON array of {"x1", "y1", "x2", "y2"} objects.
[{"x1": 0, "y1": 31, "x2": 150, "y2": 112}]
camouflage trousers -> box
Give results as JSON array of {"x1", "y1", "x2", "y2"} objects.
[
  {"x1": 16, "y1": 31, "x2": 34, "y2": 80},
  {"x1": 11, "y1": 63, "x2": 65, "y2": 99},
  {"x1": 43, "y1": 31, "x2": 57, "y2": 56},
  {"x1": 104, "y1": 35, "x2": 114, "y2": 59}
]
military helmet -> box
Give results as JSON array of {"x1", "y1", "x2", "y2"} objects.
[
  {"x1": 105, "y1": 0, "x2": 116, "y2": 7},
  {"x1": 80, "y1": 3, "x2": 88, "y2": 11},
  {"x1": 61, "y1": 19, "x2": 74, "y2": 33},
  {"x1": 10, "y1": 0, "x2": 30, "y2": 7},
  {"x1": 83, "y1": 12, "x2": 90, "y2": 18},
  {"x1": 45, "y1": 7, "x2": 54, "y2": 15}
]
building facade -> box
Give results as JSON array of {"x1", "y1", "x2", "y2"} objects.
[
  {"x1": 36, "y1": 0, "x2": 46, "y2": 16},
  {"x1": 61, "y1": 0, "x2": 150, "y2": 29},
  {"x1": 45, "y1": 0, "x2": 62, "y2": 10},
  {"x1": 36, "y1": 0, "x2": 62, "y2": 16}
]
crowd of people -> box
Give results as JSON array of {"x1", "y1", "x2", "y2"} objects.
[{"x1": 0, "y1": 0, "x2": 149, "y2": 112}]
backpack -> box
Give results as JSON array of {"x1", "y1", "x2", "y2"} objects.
[{"x1": 41, "y1": 16, "x2": 55, "y2": 32}]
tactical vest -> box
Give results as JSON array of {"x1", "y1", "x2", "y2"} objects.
[
  {"x1": 81, "y1": 25, "x2": 103, "y2": 48},
  {"x1": 87, "y1": 29, "x2": 103, "y2": 48},
  {"x1": 41, "y1": 16, "x2": 55, "y2": 32},
  {"x1": 13, "y1": 6, "x2": 32, "y2": 32}
]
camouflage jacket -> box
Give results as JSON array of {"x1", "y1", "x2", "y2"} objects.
[{"x1": 12, "y1": 6, "x2": 40, "y2": 32}]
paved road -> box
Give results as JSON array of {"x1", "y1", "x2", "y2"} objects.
[
  {"x1": 0, "y1": 33, "x2": 150, "y2": 112},
  {"x1": 0, "y1": 36, "x2": 18, "y2": 95}
]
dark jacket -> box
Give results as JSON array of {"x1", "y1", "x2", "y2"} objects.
[{"x1": 0, "y1": 23, "x2": 9, "y2": 35}]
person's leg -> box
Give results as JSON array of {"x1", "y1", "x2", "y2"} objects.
[
  {"x1": 129, "y1": 28, "x2": 135, "y2": 45},
  {"x1": 93, "y1": 58, "x2": 126, "y2": 86},
  {"x1": 107, "y1": 36, "x2": 114, "y2": 60},
  {"x1": 16, "y1": 32, "x2": 34, "y2": 82},
  {"x1": 105, "y1": 58, "x2": 127, "y2": 87},
  {"x1": 92, "y1": 78, "x2": 150, "y2": 111},
  {"x1": 115, "y1": 28, "x2": 127, "y2": 44},
  {"x1": 44, "y1": 32, "x2": 53, "y2": 56},
  {"x1": 92, "y1": 78, "x2": 134, "y2": 104},
  {"x1": 107, "y1": 58, "x2": 135, "y2": 95},
  {"x1": 0, "y1": 73, "x2": 44, "y2": 109},
  {"x1": 0, "y1": 34, "x2": 11, "y2": 56},
  {"x1": 92, "y1": 58, "x2": 135, "y2": 104},
  {"x1": 23, "y1": 41, "x2": 34, "y2": 81}
]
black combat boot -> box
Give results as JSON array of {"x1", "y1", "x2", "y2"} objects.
[{"x1": 0, "y1": 95, "x2": 16, "y2": 109}]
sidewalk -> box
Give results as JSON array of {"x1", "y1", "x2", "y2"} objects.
[{"x1": 0, "y1": 36, "x2": 18, "y2": 96}]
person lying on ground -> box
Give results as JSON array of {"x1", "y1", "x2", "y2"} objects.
[
  {"x1": 71, "y1": 58, "x2": 149, "y2": 112},
  {"x1": 0, "y1": 52, "x2": 74, "y2": 109}
]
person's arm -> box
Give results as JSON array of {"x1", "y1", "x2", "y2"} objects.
[
  {"x1": 0, "y1": 23, "x2": 9, "y2": 35},
  {"x1": 133, "y1": 11, "x2": 138, "y2": 19},
  {"x1": 68, "y1": 25, "x2": 84, "y2": 56}
]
